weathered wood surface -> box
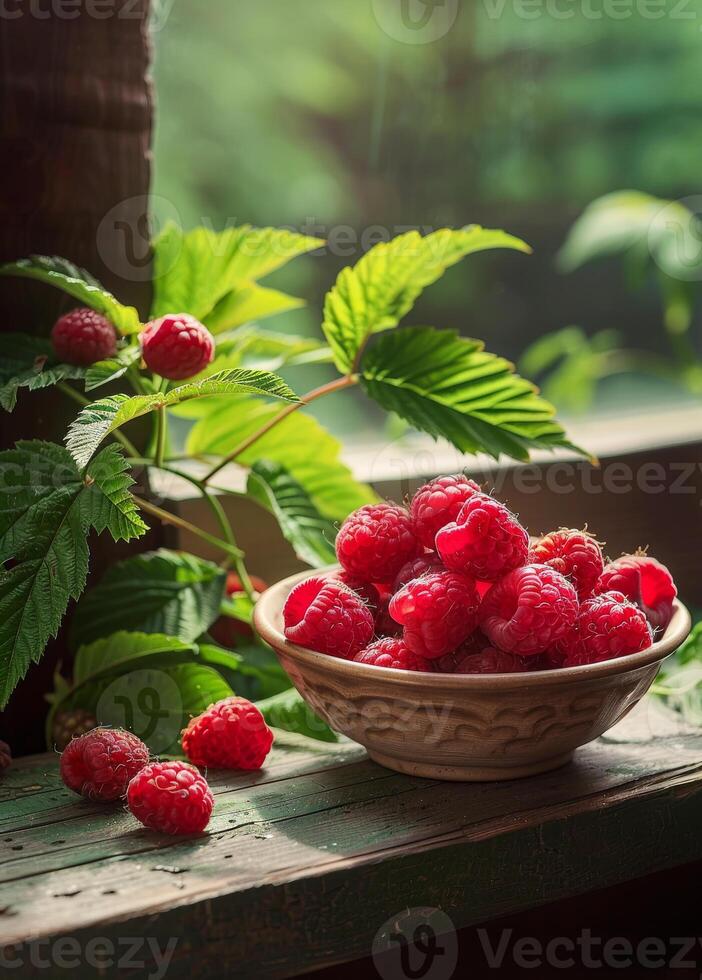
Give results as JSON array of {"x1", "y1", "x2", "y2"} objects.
[{"x1": 1, "y1": 698, "x2": 701, "y2": 979}]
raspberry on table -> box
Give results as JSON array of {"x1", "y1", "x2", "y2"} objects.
[
  {"x1": 51, "y1": 308, "x2": 117, "y2": 366},
  {"x1": 561, "y1": 591, "x2": 653, "y2": 666},
  {"x1": 354, "y1": 637, "x2": 434, "y2": 672},
  {"x1": 127, "y1": 760, "x2": 214, "y2": 835},
  {"x1": 409, "y1": 474, "x2": 481, "y2": 549},
  {"x1": 595, "y1": 554, "x2": 676, "y2": 631},
  {"x1": 283, "y1": 575, "x2": 374, "y2": 658},
  {"x1": 479, "y1": 564, "x2": 579, "y2": 656},
  {"x1": 435, "y1": 492, "x2": 529, "y2": 581},
  {"x1": 182, "y1": 697, "x2": 274, "y2": 771},
  {"x1": 530, "y1": 528, "x2": 604, "y2": 599},
  {"x1": 393, "y1": 554, "x2": 444, "y2": 592},
  {"x1": 60, "y1": 728, "x2": 149, "y2": 802},
  {"x1": 336, "y1": 503, "x2": 421, "y2": 584},
  {"x1": 141, "y1": 313, "x2": 215, "y2": 380},
  {"x1": 0, "y1": 740, "x2": 11, "y2": 773},
  {"x1": 389, "y1": 569, "x2": 480, "y2": 659}
]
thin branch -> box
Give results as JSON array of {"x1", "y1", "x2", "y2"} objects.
[
  {"x1": 133, "y1": 495, "x2": 244, "y2": 559},
  {"x1": 202, "y1": 374, "x2": 358, "y2": 484}
]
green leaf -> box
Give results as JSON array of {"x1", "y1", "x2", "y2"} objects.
[
  {"x1": 233, "y1": 328, "x2": 333, "y2": 370},
  {"x1": 65, "y1": 368, "x2": 300, "y2": 469},
  {"x1": 71, "y1": 549, "x2": 227, "y2": 648},
  {"x1": 187, "y1": 395, "x2": 377, "y2": 520},
  {"x1": 248, "y1": 460, "x2": 337, "y2": 567},
  {"x1": 0, "y1": 442, "x2": 147, "y2": 708},
  {"x1": 0, "y1": 360, "x2": 85, "y2": 413},
  {"x1": 361, "y1": 327, "x2": 582, "y2": 462},
  {"x1": 84, "y1": 346, "x2": 143, "y2": 392},
  {"x1": 0, "y1": 334, "x2": 52, "y2": 386},
  {"x1": 256, "y1": 687, "x2": 337, "y2": 743},
  {"x1": 73, "y1": 631, "x2": 195, "y2": 686},
  {"x1": 151, "y1": 223, "x2": 323, "y2": 321},
  {"x1": 198, "y1": 642, "x2": 290, "y2": 701},
  {"x1": 0, "y1": 256, "x2": 141, "y2": 335},
  {"x1": 204, "y1": 283, "x2": 305, "y2": 335},
  {"x1": 323, "y1": 226, "x2": 531, "y2": 373}
]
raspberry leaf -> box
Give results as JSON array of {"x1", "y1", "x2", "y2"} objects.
[
  {"x1": 0, "y1": 332, "x2": 87, "y2": 412},
  {"x1": 65, "y1": 368, "x2": 300, "y2": 469},
  {"x1": 0, "y1": 442, "x2": 147, "y2": 709},
  {"x1": 322, "y1": 226, "x2": 530, "y2": 374},
  {"x1": 0, "y1": 256, "x2": 141, "y2": 335},
  {"x1": 256, "y1": 687, "x2": 338, "y2": 743},
  {"x1": 84, "y1": 345, "x2": 143, "y2": 392},
  {"x1": 70, "y1": 549, "x2": 227, "y2": 648},
  {"x1": 187, "y1": 394, "x2": 378, "y2": 520},
  {"x1": 204, "y1": 283, "x2": 305, "y2": 335},
  {"x1": 361, "y1": 326, "x2": 584, "y2": 462},
  {"x1": 247, "y1": 460, "x2": 338, "y2": 567},
  {"x1": 151, "y1": 223, "x2": 323, "y2": 322}
]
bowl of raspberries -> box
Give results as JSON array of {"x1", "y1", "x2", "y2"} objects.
[{"x1": 254, "y1": 474, "x2": 690, "y2": 782}]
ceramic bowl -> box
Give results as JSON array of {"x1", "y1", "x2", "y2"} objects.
[{"x1": 254, "y1": 569, "x2": 691, "y2": 782}]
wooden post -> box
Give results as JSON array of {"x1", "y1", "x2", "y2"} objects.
[{"x1": 0, "y1": 0, "x2": 156, "y2": 753}]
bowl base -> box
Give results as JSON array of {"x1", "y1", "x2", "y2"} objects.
[{"x1": 367, "y1": 749, "x2": 574, "y2": 782}]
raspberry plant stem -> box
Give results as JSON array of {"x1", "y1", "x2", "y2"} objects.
[
  {"x1": 155, "y1": 407, "x2": 167, "y2": 469},
  {"x1": 201, "y1": 374, "x2": 359, "y2": 485},
  {"x1": 132, "y1": 495, "x2": 244, "y2": 560}
]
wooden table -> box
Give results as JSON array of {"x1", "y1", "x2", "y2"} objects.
[{"x1": 2, "y1": 698, "x2": 702, "y2": 979}]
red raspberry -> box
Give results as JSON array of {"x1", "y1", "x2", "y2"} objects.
[
  {"x1": 595, "y1": 555, "x2": 676, "y2": 631},
  {"x1": 454, "y1": 649, "x2": 531, "y2": 674},
  {"x1": 389, "y1": 570, "x2": 480, "y2": 659},
  {"x1": 435, "y1": 492, "x2": 529, "y2": 581},
  {"x1": 51, "y1": 308, "x2": 117, "y2": 366},
  {"x1": 410, "y1": 474, "x2": 482, "y2": 549},
  {"x1": 334, "y1": 571, "x2": 381, "y2": 614},
  {"x1": 530, "y1": 528, "x2": 604, "y2": 599},
  {"x1": 182, "y1": 696, "x2": 274, "y2": 770},
  {"x1": 141, "y1": 313, "x2": 215, "y2": 380},
  {"x1": 336, "y1": 504, "x2": 421, "y2": 583},
  {"x1": 283, "y1": 575, "x2": 373, "y2": 658},
  {"x1": 393, "y1": 554, "x2": 443, "y2": 592},
  {"x1": 127, "y1": 760, "x2": 214, "y2": 835},
  {"x1": 60, "y1": 728, "x2": 149, "y2": 802},
  {"x1": 0, "y1": 740, "x2": 11, "y2": 773},
  {"x1": 354, "y1": 637, "x2": 434, "y2": 672},
  {"x1": 479, "y1": 564, "x2": 579, "y2": 656},
  {"x1": 561, "y1": 591, "x2": 653, "y2": 667}
]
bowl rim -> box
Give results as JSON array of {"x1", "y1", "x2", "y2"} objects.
[{"x1": 254, "y1": 568, "x2": 692, "y2": 691}]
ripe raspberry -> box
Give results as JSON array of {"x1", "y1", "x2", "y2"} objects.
[
  {"x1": 127, "y1": 761, "x2": 214, "y2": 835},
  {"x1": 283, "y1": 575, "x2": 373, "y2": 658},
  {"x1": 51, "y1": 308, "x2": 117, "y2": 366},
  {"x1": 141, "y1": 313, "x2": 215, "y2": 380},
  {"x1": 561, "y1": 591, "x2": 653, "y2": 667},
  {"x1": 393, "y1": 554, "x2": 443, "y2": 592},
  {"x1": 436, "y1": 492, "x2": 529, "y2": 581},
  {"x1": 596, "y1": 555, "x2": 676, "y2": 631},
  {"x1": 479, "y1": 564, "x2": 579, "y2": 656},
  {"x1": 182, "y1": 697, "x2": 274, "y2": 770},
  {"x1": 410, "y1": 474, "x2": 482, "y2": 549},
  {"x1": 389, "y1": 570, "x2": 480, "y2": 659},
  {"x1": 60, "y1": 728, "x2": 149, "y2": 802},
  {"x1": 374, "y1": 596, "x2": 403, "y2": 638},
  {"x1": 334, "y1": 571, "x2": 381, "y2": 614},
  {"x1": 0, "y1": 740, "x2": 11, "y2": 773},
  {"x1": 354, "y1": 638, "x2": 434, "y2": 672},
  {"x1": 336, "y1": 504, "x2": 421, "y2": 583},
  {"x1": 454, "y1": 649, "x2": 531, "y2": 674},
  {"x1": 530, "y1": 528, "x2": 604, "y2": 599}
]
